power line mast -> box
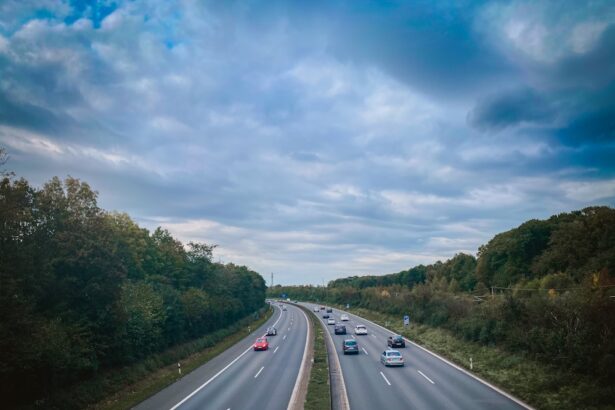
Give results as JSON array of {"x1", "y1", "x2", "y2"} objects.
[{"x1": 271, "y1": 272, "x2": 274, "y2": 288}]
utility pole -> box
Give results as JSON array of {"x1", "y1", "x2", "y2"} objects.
[{"x1": 271, "y1": 272, "x2": 274, "y2": 288}]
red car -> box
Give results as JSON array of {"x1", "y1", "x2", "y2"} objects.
[{"x1": 253, "y1": 337, "x2": 269, "y2": 351}]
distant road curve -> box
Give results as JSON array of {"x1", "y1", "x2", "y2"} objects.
[{"x1": 134, "y1": 302, "x2": 309, "y2": 410}]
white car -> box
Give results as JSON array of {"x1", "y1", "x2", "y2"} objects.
[
  {"x1": 381, "y1": 349, "x2": 404, "y2": 367},
  {"x1": 313, "y1": 307, "x2": 320, "y2": 312},
  {"x1": 354, "y1": 325, "x2": 368, "y2": 335},
  {"x1": 327, "y1": 318, "x2": 336, "y2": 325},
  {"x1": 340, "y1": 314, "x2": 349, "y2": 321}
]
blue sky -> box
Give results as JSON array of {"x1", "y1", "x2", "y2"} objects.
[{"x1": 1, "y1": 0, "x2": 614, "y2": 285}]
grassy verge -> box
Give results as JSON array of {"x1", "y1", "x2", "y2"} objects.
[
  {"x1": 304, "y1": 310, "x2": 331, "y2": 410},
  {"x1": 334, "y1": 305, "x2": 614, "y2": 410},
  {"x1": 79, "y1": 306, "x2": 273, "y2": 410}
]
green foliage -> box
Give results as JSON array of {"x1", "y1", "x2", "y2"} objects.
[{"x1": 0, "y1": 174, "x2": 266, "y2": 408}]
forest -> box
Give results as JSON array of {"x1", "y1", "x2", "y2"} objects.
[
  {"x1": 0, "y1": 168, "x2": 267, "y2": 407},
  {"x1": 270, "y1": 207, "x2": 615, "y2": 383}
]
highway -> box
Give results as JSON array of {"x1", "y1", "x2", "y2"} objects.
[
  {"x1": 134, "y1": 302, "x2": 309, "y2": 410},
  {"x1": 302, "y1": 302, "x2": 531, "y2": 410}
]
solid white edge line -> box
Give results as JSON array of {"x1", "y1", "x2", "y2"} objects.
[
  {"x1": 168, "y1": 305, "x2": 284, "y2": 410},
  {"x1": 287, "y1": 306, "x2": 311, "y2": 410},
  {"x1": 254, "y1": 366, "x2": 265, "y2": 378},
  {"x1": 362, "y1": 347, "x2": 369, "y2": 355},
  {"x1": 345, "y1": 310, "x2": 534, "y2": 410},
  {"x1": 417, "y1": 370, "x2": 435, "y2": 384},
  {"x1": 380, "y1": 371, "x2": 392, "y2": 386}
]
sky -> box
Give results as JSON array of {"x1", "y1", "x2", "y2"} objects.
[{"x1": 1, "y1": 0, "x2": 614, "y2": 285}]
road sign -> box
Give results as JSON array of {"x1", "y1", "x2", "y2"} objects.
[
  {"x1": 346, "y1": 304, "x2": 350, "y2": 309},
  {"x1": 281, "y1": 293, "x2": 287, "y2": 299},
  {"x1": 403, "y1": 315, "x2": 410, "y2": 326}
]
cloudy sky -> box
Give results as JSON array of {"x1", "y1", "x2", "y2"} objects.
[{"x1": 1, "y1": 0, "x2": 614, "y2": 285}]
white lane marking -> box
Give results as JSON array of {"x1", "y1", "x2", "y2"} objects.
[
  {"x1": 371, "y1": 334, "x2": 377, "y2": 338},
  {"x1": 288, "y1": 327, "x2": 291, "y2": 331},
  {"x1": 169, "y1": 306, "x2": 284, "y2": 410},
  {"x1": 351, "y1": 335, "x2": 355, "y2": 339},
  {"x1": 418, "y1": 370, "x2": 435, "y2": 384},
  {"x1": 283, "y1": 334, "x2": 287, "y2": 340},
  {"x1": 380, "y1": 371, "x2": 392, "y2": 386},
  {"x1": 362, "y1": 347, "x2": 369, "y2": 355},
  {"x1": 274, "y1": 346, "x2": 280, "y2": 354},
  {"x1": 254, "y1": 366, "x2": 265, "y2": 378}
]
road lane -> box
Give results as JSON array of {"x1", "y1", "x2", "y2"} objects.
[
  {"x1": 134, "y1": 303, "x2": 309, "y2": 410},
  {"x1": 303, "y1": 303, "x2": 530, "y2": 410}
]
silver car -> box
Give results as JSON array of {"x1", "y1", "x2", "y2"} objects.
[{"x1": 380, "y1": 349, "x2": 404, "y2": 366}]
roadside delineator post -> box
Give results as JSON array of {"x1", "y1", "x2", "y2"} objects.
[
  {"x1": 470, "y1": 357, "x2": 473, "y2": 370},
  {"x1": 178, "y1": 362, "x2": 181, "y2": 375}
]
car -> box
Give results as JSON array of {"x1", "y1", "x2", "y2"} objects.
[
  {"x1": 282, "y1": 306, "x2": 287, "y2": 311},
  {"x1": 322, "y1": 313, "x2": 330, "y2": 319},
  {"x1": 334, "y1": 324, "x2": 347, "y2": 335},
  {"x1": 342, "y1": 339, "x2": 359, "y2": 354},
  {"x1": 320, "y1": 305, "x2": 325, "y2": 310},
  {"x1": 266, "y1": 327, "x2": 277, "y2": 336},
  {"x1": 313, "y1": 307, "x2": 320, "y2": 312},
  {"x1": 327, "y1": 318, "x2": 335, "y2": 325},
  {"x1": 380, "y1": 349, "x2": 404, "y2": 366},
  {"x1": 253, "y1": 337, "x2": 269, "y2": 351},
  {"x1": 340, "y1": 314, "x2": 349, "y2": 321},
  {"x1": 387, "y1": 335, "x2": 405, "y2": 348},
  {"x1": 326, "y1": 307, "x2": 333, "y2": 313},
  {"x1": 354, "y1": 325, "x2": 368, "y2": 335}
]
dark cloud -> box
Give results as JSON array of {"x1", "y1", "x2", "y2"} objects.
[{"x1": 467, "y1": 88, "x2": 554, "y2": 131}]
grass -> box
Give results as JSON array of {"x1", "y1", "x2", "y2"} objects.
[
  {"x1": 81, "y1": 307, "x2": 274, "y2": 410},
  {"x1": 304, "y1": 309, "x2": 331, "y2": 410},
  {"x1": 341, "y1": 306, "x2": 615, "y2": 410}
]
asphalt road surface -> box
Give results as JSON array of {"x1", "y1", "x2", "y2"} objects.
[
  {"x1": 134, "y1": 302, "x2": 309, "y2": 410},
  {"x1": 302, "y1": 302, "x2": 530, "y2": 410}
]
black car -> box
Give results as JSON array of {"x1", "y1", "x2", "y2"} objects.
[
  {"x1": 334, "y1": 325, "x2": 347, "y2": 335},
  {"x1": 387, "y1": 335, "x2": 405, "y2": 348},
  {"x1": 342, "y1": 339, "x2": 359, "y2": 354},
  {"x1": 266, "y1": 327, "x2": 277, "y2": 336},
  {"x1": 322, "y1": 313, "x2": 330, "y2": 319}
]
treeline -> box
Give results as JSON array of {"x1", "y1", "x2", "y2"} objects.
[
  {"x1": 0, "y1": 173, "x2": 266, "y2": 407},
  {"x1": 270, "y1": 207, "x2": 615, "y2": 386}
]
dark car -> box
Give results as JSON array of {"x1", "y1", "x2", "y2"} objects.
[
  {"x1": 342, "y1": 339, "x2": 359, "y2": 354},
  {"x1": 322, "y1": 313, "x2": 330, "y2": 319},
  {"x1": 326, "y1": 307, "x2": 333, "y2": 313},
  {"x1": 387, "y1": 335, "x2": 405, "y2": 348},
  {"x1": 334, "y1": 325, "x2": 347, "y2": 335}
]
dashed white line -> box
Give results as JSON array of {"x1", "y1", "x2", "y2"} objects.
[
  {"x1": 274, "y1": 346, "x2": 280, "y2": 354},
  {"x1": 371, "y1": 334, "x2": 377, "y2": 338},
  {"x1": 288, "y1": 327, "x2": 291, "y2": 331},
  {"x1": 418, "y1": 370, "x2": 435, "y2": 384},
  {"x1": 283, "y1": 334, "x2": 287, "y2": 340},
  {"x1": 254, "y1": 366, "x2": 265, "y2": 378},
  {"x1": 380, "y1": 371, "x2": 391, "y2": 386},
  {"x1": 362, "y1": 347, "x2": 369, "y2": 355}
]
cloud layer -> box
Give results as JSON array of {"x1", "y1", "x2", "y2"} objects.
[{"x1": 1, "y1": 0, "x2": 614, "y2": 284}]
